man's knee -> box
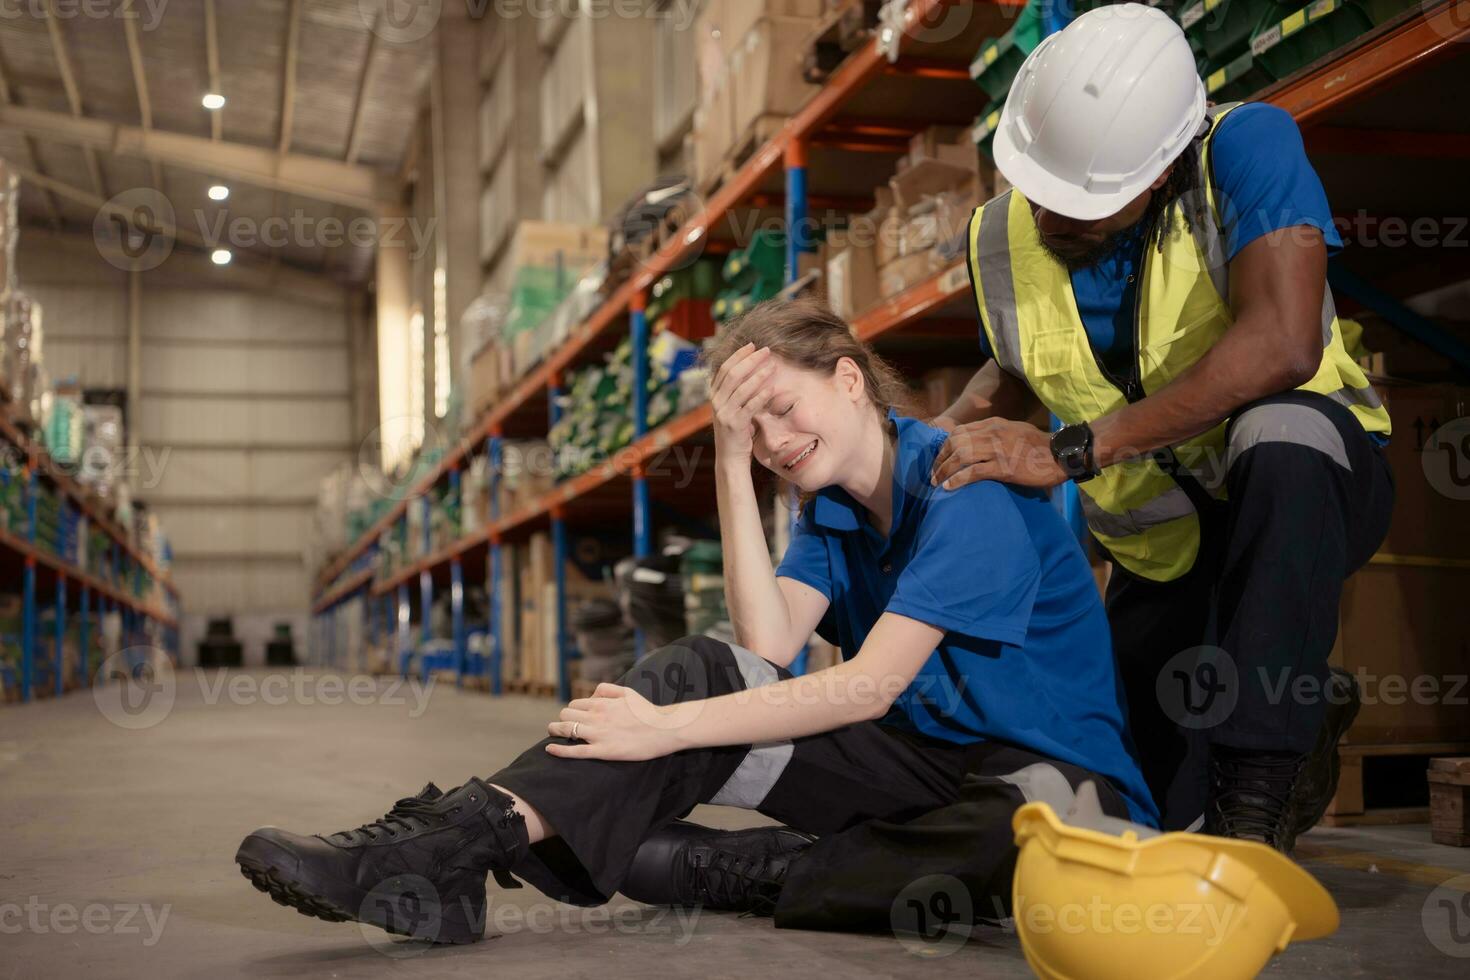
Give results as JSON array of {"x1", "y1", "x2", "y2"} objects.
[{"x1": 1226, "y1": 393, "x2": 1354, "y2": 482}]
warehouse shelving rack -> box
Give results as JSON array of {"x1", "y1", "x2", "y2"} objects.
[
  {"x1": 0, "y1": 403, "x2": 180, "y2": 704},
  {"x1": 311, "y1": 0, "x2": 1470, "y2": 702}
]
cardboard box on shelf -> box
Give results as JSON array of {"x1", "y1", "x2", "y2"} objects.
[
  {"x1": 903, "y1": 125, "x2": 976, "y2": 173},
  {"x1": 891, "y1": 159, "x2": 981, "y2": 216},
  {"x1": 690, "y1": 67, "x2": 737, "y2": 190},
  {"x1": 721, "y1": 0, "x2": 824, "y2": 55},
  {"x1": 917, "y1": 366, "x2": 978, "y2": 418},
  {"x1": 729, "y1": 16, "x2": 822, "y2": 137},
  {"x1": 825, "y1": 229, "x2": 882, "y2": 321},
  {"x1": 879, "y1": 250, "x2": 942, "y2": 298},
  {"x1": 468, "y1": 341, "x2": 503, "y2": 420},
  {"x1": 1377, "y1": 382, "x2": 1470, "y2": 559}
]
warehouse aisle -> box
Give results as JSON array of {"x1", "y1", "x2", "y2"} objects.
[{"x1": 2, "y1": 670, "x2": 1467, "y2": 978}]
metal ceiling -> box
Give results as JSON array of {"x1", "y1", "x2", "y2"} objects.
[{"x1": 0, "y1": 0, "x2": 436, "y2": 283}]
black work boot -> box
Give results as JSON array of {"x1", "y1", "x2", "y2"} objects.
[
  {"x1": 1292, "y1": 666, "x2": 1361, "y2": 838},
  {"x1": 620, "y1": 820, "x2": 816, "y2": 915},
  {"x1": 1203, "y1": 746, "x2": 1305, "y2": 854},
  {"x1": 235, "y1": 778, "x2": 528, "y2": 944}
]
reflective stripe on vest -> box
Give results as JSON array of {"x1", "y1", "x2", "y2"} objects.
[{"x1": 966, "y1": 101, "x2": 1391, "y2": 582}]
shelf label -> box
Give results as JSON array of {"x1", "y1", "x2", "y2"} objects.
[
  {"x1": 1307, "y1": 0, "x2": 1338, "y2": 20},
  {"x1": 1207, "y1": 67, "x2": 1228, "y2": 93},
  {"x1": 984, "y1": 45, "x2": 999, "y2": 66},
  {"x1": 938, "y1": 264, "x2": 969, "y2": 295},
  {"x1": 1181, "y1": 2, "x2": 1205, "y2": 29},
  {"x1": 1281, "y1": 8, "x2": 1308, "y2": 37},
  {"x1": 1252, "y1": 24, "x2": 1283, "y2": 54}
]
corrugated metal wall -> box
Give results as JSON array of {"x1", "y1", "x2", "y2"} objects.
[{"x1": 19, "y1": 233, "x2": 365, "y2": 660}]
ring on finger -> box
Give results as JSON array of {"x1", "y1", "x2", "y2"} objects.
[{"x1": 570, "y1": 721, "x2": 580, "y2": 741}]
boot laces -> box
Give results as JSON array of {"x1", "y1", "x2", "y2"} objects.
[
  {"x1": 685, "y1": 848, "x2": 783, "y2": 914},
  {"x1": 1210, "y1": 752, "x2": 1303, "y2": 846},
  {"x1": 333, "y1": 789, "x2": 461, "y2": 843}
]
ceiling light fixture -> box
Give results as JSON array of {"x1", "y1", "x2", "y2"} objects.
[
  {"x1": 211, "y1": 249, "x2": 232, "y2": 266},
  {"x1": 202, "y1": 92, "x2": 226, "y2": 110},
  {"x1": 208, "y1": 184, "x2": 229, "y2": 201}
]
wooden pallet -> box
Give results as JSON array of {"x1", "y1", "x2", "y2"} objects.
[
  {"x1": 1322, "y1": 740, "x2": 1470, "y2": 827},
  {"x1": 698, "y1": 114, "x2": 788, "y2": 198}
]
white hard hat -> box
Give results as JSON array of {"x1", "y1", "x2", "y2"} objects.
[{"x1": 992, "y1": 3, "x2": 1206, "y2": 221}]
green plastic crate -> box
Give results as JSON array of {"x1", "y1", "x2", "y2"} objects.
[
  {"x1": 1204, "y1": 46, "x2": 1277, "y2": 100},
  {"x1": 969, "y1": 3, "x2": 1045, "y2": 103},
  {"x1": 1250, "y1": 0, "x2": 1373, "y2": 80},
  {"x1": 971, "y1": 103, "x2": 1005, "y2": 161},
  {"x1": 1180, "y1": 0, "x2": 1285, "y2": 62}
]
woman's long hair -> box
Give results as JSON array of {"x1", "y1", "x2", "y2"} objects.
[{"x1": 700, "y1": 296, "x2": 919, "y2": 512}]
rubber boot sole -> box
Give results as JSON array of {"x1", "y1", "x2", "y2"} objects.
[{"x1": 235, "y1": 832, "x2": 484, "y2": 944}]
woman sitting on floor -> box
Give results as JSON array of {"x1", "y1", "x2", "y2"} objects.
[{"x1": 235, "y1": 296, "x2": 1156, "y2": 943}]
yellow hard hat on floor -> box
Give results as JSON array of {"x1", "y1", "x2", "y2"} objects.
[{"x1": 1011, "y1": 782, "x2": 1338, "y2": 980}]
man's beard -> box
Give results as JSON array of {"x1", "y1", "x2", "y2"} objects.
[{"x1": 1038, "y1": 230, "x2": 1135, "y2": 271}]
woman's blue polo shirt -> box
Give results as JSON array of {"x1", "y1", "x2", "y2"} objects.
[{"x1": 775, "y1": 408, "x2": 1159, "y2": 826}]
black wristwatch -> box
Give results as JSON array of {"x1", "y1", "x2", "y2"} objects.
[{"x1": 1051, "y1": 422, "x2": 1099, "y2": 482}]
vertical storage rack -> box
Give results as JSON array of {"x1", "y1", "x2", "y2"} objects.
[
  {"x1": 310, "y1": 0, "x2": 1470, "y2": 700},
  {"x1": 0, "y1": 407, "x2": 180, "y2": 703}
]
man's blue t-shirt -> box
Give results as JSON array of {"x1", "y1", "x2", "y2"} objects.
[
  {"x1": 774, "y1": 408, "x2": 1159, "y2": 826},
  {"x1": 978, "y1": 102, "x2": 1342, "y2": 379}
]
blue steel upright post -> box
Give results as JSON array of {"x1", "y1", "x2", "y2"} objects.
[
  {"x1": 488, "y1": 432, "x2": 504, "y2": 695},
  {"x1": 397, "y1": 581, "x2": 411, "y2": 677},
  {"x1": 549, "y1": 377, "x2": 571, "y2": 703},
  {"x1": 449, "y1": 466, "x2": 466, "y2": 686},
  {"x1": 785, "y1": 138, "x2": 813, "y2": 676},
  {"x1": 419, "y1": 495, "x2": 432, "y2": 656},
  {"x1": 21, "y1": 467, "x2": 36, "y2": 702},
  {"x1": 55, "y1": 573, "x2": 66, "y2": 697},
  {"x1": 79, "y1": 578, "x2": 90, "y2": 687},
  {"x1": 630, "y1": 289, "x2": 653, "y2": 660}
]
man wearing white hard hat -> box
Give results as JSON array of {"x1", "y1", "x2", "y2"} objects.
[{"x1": 930, "y1": 3, "x2": 1393, "y2": 848}]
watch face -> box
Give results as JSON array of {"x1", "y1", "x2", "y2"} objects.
[{"x1": 1053, "y1": 426, "x2": 1088, "y2": 455}]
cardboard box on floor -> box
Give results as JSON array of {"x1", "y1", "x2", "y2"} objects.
[{"x1": 1330, "y1": 382, "x2": 1470, "y2": 745}]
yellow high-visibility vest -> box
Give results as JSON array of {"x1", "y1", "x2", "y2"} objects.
[{"x1": 966, "y1": 102, "x2": 1390, "y2": 582}]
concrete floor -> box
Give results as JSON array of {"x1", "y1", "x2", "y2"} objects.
[{"x1": 2, "y1": 668, "x2": 1468, "y2": 979}]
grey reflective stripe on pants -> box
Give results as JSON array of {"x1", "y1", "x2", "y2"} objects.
[
  {"x1": 1228, "y1": 401, "x2": 1353, "y2": 472},
  {"x1": 974, "y1": 191, "x2": 1025, "y2": 378},
  {"x1": 708, "y1": 642, "x2": 795, "y2": 808},
  {"x1": 1080, "y1": 485, "x2": 1197, "y2": 539},
  {"x1": 997, "y1": 762, "x2": 1079, "y2": 816}
]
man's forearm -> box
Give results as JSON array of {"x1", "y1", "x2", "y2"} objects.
[
  {"x1": 938, "y1": 360, "x2": 1036, "y2": 427},
  {"x1": 668, "y1": 657, "x2": 897, "y2": 751},
  {"x1": 715, "y1": 460, "x2": 795, "y2": 659},
  {"x1": 1091, "y1": 312, "x2": 1316, "y2": 468}
]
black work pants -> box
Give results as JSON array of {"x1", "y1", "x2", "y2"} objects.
[
  {"x1": 489, "y1": 634, "x2": 1130, "y2": 933},
  {"x1": 1106, "y1": 390, "x2": 1395, "y2": 829}
]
